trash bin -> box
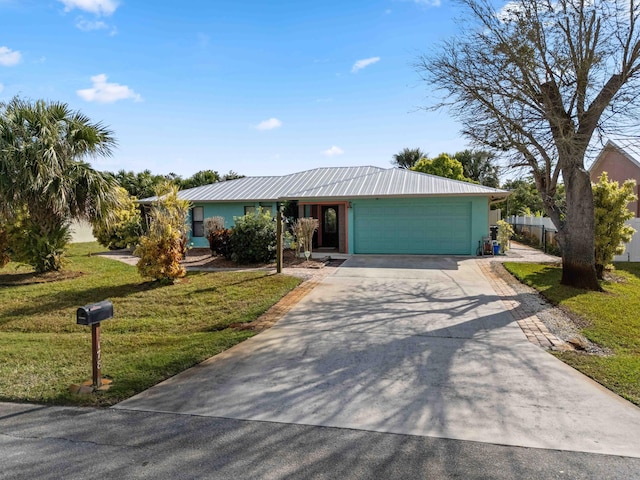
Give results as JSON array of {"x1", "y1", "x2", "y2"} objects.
[
  {"x1": 490, "y1": 225, "x2": 498, "y2": 241},
  {"x1": 493, "y1": 243, "x2": 500, "y2": 255}
]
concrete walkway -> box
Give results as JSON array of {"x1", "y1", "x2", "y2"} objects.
[{"x1": 116, "y1": 253, "x2": 640, "y2": 458}]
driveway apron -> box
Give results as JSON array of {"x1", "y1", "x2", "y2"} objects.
[{"x1": 115, "y1": 256, "x2": 640, "y2": 458}]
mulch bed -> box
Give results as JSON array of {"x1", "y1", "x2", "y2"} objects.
[{"x1": 182, "y1": 248, "x2": 343, "y2": 269}]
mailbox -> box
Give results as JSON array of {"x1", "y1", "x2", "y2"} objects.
[{"x1": 77, "y1": 300, "x2": 114, "y2": 326}]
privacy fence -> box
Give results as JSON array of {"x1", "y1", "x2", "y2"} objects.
[
  {"x1": 506, "y1": 216, "x2": 560, "y2": 255},
  {"x1": 507, "y1": 216, "x2": 640, "y2": 261}
]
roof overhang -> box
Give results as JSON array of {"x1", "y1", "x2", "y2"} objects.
[{"x1": 281, "y1": 192, "x2": 511, "y2": 202}]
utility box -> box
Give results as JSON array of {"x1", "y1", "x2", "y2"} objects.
[{"x1": 77, "y1": 300, "x2": 114, "y2": 326}]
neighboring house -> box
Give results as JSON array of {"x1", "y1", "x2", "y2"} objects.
[
  {"x1": 162, "y1": 166, "x2": 508, "y2": 255},
  {"x1": 69, "y1": 219, "x2": 97, "y2": 243},
  {"x1": 590, "y1": 139, "x2": 640, "y2": 216}
]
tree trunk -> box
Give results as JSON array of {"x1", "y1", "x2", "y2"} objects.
[
  {"x1": 595, "y1": 263, "x2": 605, "y2": 280},
  {"x1": 559, "y1": 164, "x2": 601, "y2": 291}
]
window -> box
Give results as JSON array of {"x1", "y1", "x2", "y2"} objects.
[
  {"x1": 324, "y1": 207, "x2": 337, "y2": 233},
  {"x1": 244, "y1": 206, "x2": 256, "y2": 215},
  {"x1": 192, "y1": 206, "x2": 204, "y2": 237}
]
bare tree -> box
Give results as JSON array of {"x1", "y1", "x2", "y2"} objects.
[{"x1": 417, "y1": 0, "x2": 640, "y2": 290}]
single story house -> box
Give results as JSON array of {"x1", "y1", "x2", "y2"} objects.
[
  {"x1": 173, "y1": 166, "x2": 508, "y2": 255},
  {"x1": 590, "y1": 139, "x2": 640, "y2": 216}
]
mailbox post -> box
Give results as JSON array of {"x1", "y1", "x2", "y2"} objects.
[{"x1": 77, "y1": 300, "x2": 114, "y2": 388}]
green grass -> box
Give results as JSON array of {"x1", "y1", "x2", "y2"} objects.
[
  {"x1": 504, "y1": 262, "x2": 640, "y2": 405},
  {"x1": 0, "y1": 243, "x2": 301, "y2": 406}
]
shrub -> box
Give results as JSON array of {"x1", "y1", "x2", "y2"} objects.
[
  {"x1": 593, "y1": 172, "x2": 637, "y2": 279},
  {"x1": 208, "y1": 228, "x2": 232, "y2": 259},
  {"x1": 283, "y1": 230, "x2": 295, "y2": 251},
  {"x1": 204, "y1": 216, "x2": 231, "y2": 258},
  {"x1": 3, "y1": 209, "x2": 70, "y2": 273},
  {"x1": 134, "y1": 182, "x2": 190, "y2": 282},
  {"x1": 135, "y1": 227, "x2": 187, "y2": 281},
  {"x1": 229, "y1": 209, "x2": 276, "y2": 264},
  {"x1": 496, "y1": 220, "x2": 514, "y2": 253},
  {"x1": 13, "y1": 219, "x2": 71, "y2": 273},
  {"x1": 292, "y1": 218, "x2": 318, "y2": 259},
  {"x1": 92, "y1": 187, "x2": 143, "y2": 250},
  {"x1": 204, "y1": 216, "x2": 225, "y2": 234}
]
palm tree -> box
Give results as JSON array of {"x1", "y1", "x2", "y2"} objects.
[
  {"x1": 0, "y1": 96, "x2": 121, "y2": 272},
  {"x1": 391, "y1": 148, "x2": 426, "y2": 169}
]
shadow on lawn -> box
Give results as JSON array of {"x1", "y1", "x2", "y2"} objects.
[
  {"x1": 0, "y1": 270, "x2": 84, "y2": 286},
  {"x1": 507, "y1": 264, "x2": 587, "y2": 303},
  {"x1": 0, "y1": 281, "x2": 165, "y2": 324},
  {"x1": 189, "y1": 270, "x2": 287, "y2": 295}
]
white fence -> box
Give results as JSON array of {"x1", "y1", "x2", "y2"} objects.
[
  {"x1": 507, "y1": 215, "x2": 555, "y2": 229},
  {"x1": 508, "y1": 215, "x2": 640, "y2": 262},
  {"x1": 507, "y1": 215, "x2": 559, "y2": 253},
  {"x1": 613, "y1": 218, "x2": 640, "y2": 262}
]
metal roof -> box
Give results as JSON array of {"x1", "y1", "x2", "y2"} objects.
[
  {"x1": 143, "y1": 166, "x2": 509, "y2": 202},
  {"x1": 174, "y1": 166, "x2": 384, "y2": 202},
  {"x1": 284, "y1": 168, "x2": 508, "y2": 200}
]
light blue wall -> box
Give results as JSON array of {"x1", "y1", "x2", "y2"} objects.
[
  {"x1": 188, "y1": 197, "x2": 490, "y2": 253},
  {"x1": 188, "y1": 202, "x2": 277, "y2": 248}
]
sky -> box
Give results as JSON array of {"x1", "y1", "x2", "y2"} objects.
[{"x1": 1, "y1": 0, "x2": 476, "y2": 178}]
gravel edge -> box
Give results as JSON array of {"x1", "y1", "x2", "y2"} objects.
[{"x1": 489, "y1": 261, "x2": 611, "y2": 356}]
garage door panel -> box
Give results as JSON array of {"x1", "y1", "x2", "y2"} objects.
[{"x1": 354, "y1": 201, "x2": 471, "y2": 255}]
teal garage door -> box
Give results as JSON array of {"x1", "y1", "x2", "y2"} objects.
[{"x1": 354, "y1": 200, "x2": 472, "y2": 254}]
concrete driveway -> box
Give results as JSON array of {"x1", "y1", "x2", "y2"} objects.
[{"x1": 116, "y1": 255, "x2": 640, "y2": 458}]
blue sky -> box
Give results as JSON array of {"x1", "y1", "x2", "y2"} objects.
[{"x1": 1, "y1": 0, "x2": 473, "y2": 178}]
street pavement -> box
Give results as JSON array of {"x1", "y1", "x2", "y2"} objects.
[{"x1": 2, "y1": 402, "x2": 640, "y2": 479}]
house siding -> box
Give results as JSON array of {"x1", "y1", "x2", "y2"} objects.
[
  {"x1": 590, "y1": 148, "x2": 640, "y2": 217},
  {"x1": 186, "y1": 197, "x2": 492, "y2": 254},
  {"x1": 187, "y1": 202, "x2": 277, "y2": 248}
]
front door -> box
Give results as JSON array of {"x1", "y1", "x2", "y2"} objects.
[{"x1": 321, "y1": 206, "x2": 339, "y2": 248}]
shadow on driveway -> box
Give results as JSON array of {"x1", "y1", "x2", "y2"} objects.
[{"x1": 115, "y1": 256, "x2": 640, "y2": 458}]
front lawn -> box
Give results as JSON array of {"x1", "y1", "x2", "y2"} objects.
[
  {"x1": 0, "y1": 243, "x2": 301, "y2": 406},
  {"x1": 504, "y1": 262, "x2": 640, "y2": 405}
]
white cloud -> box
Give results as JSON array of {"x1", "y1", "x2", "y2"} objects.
[
  {"x1": 496, "y1": 1, "x2": 528, "y2": 23},
  {"x1": 58, "y1": 0, "x2": 118, "y2": 16},
  {"x1": 77, "y1": 74, "x2": 141, "y2": 103},
  {"x1": 0, "y1": 46, "x2": 21, "y2": 66},
  {"x1": 323, "y1": 146, "x2": 344, "y2": 157},
  {"x1": 75, "y1": 17, "x2": 108, "y2": 31},
  {"x1": 256, "y1": 118, "x2": 282, "y2": 131},
  {"x1": 351, "y1": 56, "x2": 380, "y2": 73}
]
